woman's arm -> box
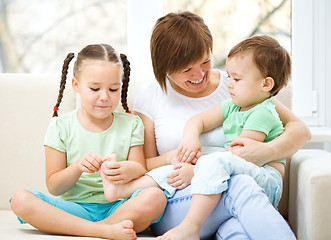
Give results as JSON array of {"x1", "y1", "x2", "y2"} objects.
[
  {"x1": 228, "y1": 98, "x2": 311, "y2": 166},
  {"x1": 133, "y1": 111, "x2": 177, "y2": 171}
]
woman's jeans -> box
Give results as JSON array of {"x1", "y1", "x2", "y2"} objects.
[{"x1": 150, "y1": 174, "x2": 296, "y2": 240}]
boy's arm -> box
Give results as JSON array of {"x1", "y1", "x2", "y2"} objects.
[
  {"x1": 177, "y1": 104, "x2": 224, "y2": 163},
  {"x1": 228, "y1": 99, "x2": 311, "y2": 165},
  {"x1": 237, "y1": 129, "x2": 267, "y2": 143}
]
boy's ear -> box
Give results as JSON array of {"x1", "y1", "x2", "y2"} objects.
[
  {"x1": 72, "y1": 77, "x2": 79, "y2": 92},
  {"x1": 262, "y1": 77, "x2": 274, "y2": 92}
]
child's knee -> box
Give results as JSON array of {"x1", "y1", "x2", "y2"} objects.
[
  {"x1": 137, "y1": 187, "x2": 167, "y2": 214},
  {"x1": 10, "y1": 190, "x2": 33, "y2": 214}
]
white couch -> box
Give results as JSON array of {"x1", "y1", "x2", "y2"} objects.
[{"x1": 1, "y1": 73, "x2": 331, "y2": 240}]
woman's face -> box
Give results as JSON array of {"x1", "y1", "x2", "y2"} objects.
[{"x1": 167, "y1": 52, "x2": 213, "y2": 97}]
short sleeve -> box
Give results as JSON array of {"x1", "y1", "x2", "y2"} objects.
[
  {"x1": 44, "y1": 117, "x2": 66, "y2": 152},
  {"x1": 133, "y1": 82, "x2": 158, "y2": 121},
  {"x1": 243, "y1": 107, "x2": 279, "y2": 136},
  {"x1": 130, "y1": 115, "x2": 144, "y2": 147},
  {"x1": 221, "y1": 98, "x2": 235, "y2": 120}
]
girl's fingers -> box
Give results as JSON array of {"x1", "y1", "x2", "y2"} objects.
[{"x1": 105, "y1": 174, "x2": 123, "y2": 182}]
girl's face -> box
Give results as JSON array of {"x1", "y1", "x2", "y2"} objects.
[
  {"x1": 167, "y1": 52, "x2": 213, "y2": 97},
  {"x1": 72, "y1": 60, "x2": 122, "y2": 121},
  {"x1": 226, "y1": 52, "x2": 270, "y2": 111}
]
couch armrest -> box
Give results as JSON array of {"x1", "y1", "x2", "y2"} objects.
[{"x1": 288, "y1": 149, "x2": 331, "y2": 240}]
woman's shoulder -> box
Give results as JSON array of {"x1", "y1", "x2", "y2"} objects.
[
  {"x1": 133, "y1": 81, "x2": 164, "y2": 119},
  {"x1": 137, "y1": 81, "x2": 161, "y2": 94}
]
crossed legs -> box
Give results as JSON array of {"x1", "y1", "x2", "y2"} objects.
[{"x1": 10, "y1": 187, "x2": 166, "y2": 239}]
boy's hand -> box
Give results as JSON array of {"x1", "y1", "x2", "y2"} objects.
[
  {"x1": 101, "y1": 154, "x2": 134, "y2": 184},
  {"x1": 77, "y1": 152, "x2": 102, "y2": 173},
  {"x1": 176, "y1": 137, "x2": 201, "y2": 163},
  {"x1": 166, "y1": 162, "x2": 195, "y2": 189}
]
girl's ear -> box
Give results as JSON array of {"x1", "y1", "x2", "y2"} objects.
[
  {"x1": 72, "y1": 77, "x2": 79, "y2": 92},
  {"x1": 262, "y1": 77, "x2": 274, "y2": 92}
]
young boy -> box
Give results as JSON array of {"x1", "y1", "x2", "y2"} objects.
[{"x1": 101, "y1": 35, "x2": 291, "y2": 240}]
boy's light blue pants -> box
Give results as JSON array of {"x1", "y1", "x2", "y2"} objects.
[{"x1": 147, "y1": 151, "x2": 283, "y2": 207}]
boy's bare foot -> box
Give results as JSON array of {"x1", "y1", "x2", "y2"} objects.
[
  {"x1": 155, "y1": 219, "x2": 200, "y2": 240},
  {"x1": 104, "y1": 220, "x2": 137, "y2": 240}
]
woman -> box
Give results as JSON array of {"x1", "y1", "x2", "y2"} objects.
[{"x1": 133, "y1": 11, "x2": 310, "y2": 239}]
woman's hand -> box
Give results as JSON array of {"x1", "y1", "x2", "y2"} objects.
[
  {"x1": 226, "y1": 137, "x2": 271, "y2": 166},
  {"x1": 76, "y1": 152, "x2": 102, "y2": 173},
  {"x1": 166, "y1": 163, "x2": 195, "y2": 189}
]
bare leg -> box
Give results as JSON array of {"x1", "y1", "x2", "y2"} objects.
[
  {"x1": 10, "y1": 190, "x2": 136, "y2": 239},
  {"x1": 156, "y1": 193, "x2": 222, "y2": 240},
  {"x1": 101, "y1": 156, "x2": 159, "y2": 202},
  {"x1": 100, "y1": 187, "x2": 167, "y2": 233}
]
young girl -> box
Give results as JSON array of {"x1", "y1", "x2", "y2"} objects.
[{"x1": 10, "y1": 44, "x2": 167, "y2": 240}]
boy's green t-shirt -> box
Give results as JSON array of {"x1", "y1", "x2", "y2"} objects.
[
  {"x1": 44, "y1": 109, "x2": 144, "y2": 203},
  {"x1": 221, "y1": 98, "x2": 285, "y2": 165}
]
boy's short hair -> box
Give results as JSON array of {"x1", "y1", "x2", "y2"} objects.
[
  {"x1": 150, "y1": 11, "x2": 213, "y2": 92},
  {"x1": 228, "y1": 35, "x2": 291, "y2": 96}
]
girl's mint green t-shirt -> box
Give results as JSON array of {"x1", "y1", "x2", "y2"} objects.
[{"x1": 44, "y1": 109, "x2": 144, "y2": 203}]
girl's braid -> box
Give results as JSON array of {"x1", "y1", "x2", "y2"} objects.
[
  {"x1": 52, "y1": 53, "x2": 75, "y2": 117},
  {"x1": 120, "y1": 54, "x2": 131, "y2": 113}
]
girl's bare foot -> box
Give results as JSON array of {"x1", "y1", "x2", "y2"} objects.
[
  {"x1": 155, "y1": 219, "x2": 200, "y2": 240},
  {"x1": 104, "y1": 220, "x2": 137, "y2": 240},
  {"x1": 101, "y1": 154, "x2": 126, "y2": 202}
]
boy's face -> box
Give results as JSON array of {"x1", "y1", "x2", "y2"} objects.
[{"x1": 226, "y1": 52, "x2": 270, "y2": 111}]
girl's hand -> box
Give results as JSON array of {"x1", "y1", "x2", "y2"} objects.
[
  {"x1": 166, "y1": 163, "x2": 195, "y2": 189},
  {"x1": 76, "y1": 152, "x2": 102, "y2": 173},
  {"x1": 101, "y1": 154, "x2": 135, "y2": 184}
]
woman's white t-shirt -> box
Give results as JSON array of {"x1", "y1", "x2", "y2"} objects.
[{"x1": 133, "y1": 70, "x2": 230, "y2": 156}]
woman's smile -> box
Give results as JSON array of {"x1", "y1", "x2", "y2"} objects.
[{"x1": 187, "y1": 74, "x2": 205, "y2": 86}]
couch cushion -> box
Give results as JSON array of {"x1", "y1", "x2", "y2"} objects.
[{"x1": 0, "y1": 74, "x2": 76, "y2": 210}]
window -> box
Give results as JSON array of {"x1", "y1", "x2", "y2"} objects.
[
  {"x1": 2, "y1": 0, "x2": 330, "y2": 140},
  {"x1": 292, "y1": 0, "x2": 331, "y2": 127},
  {"x1": 164, "y1": 0, "x2": 291, "y2": 71},
  {"x1": 0, "y1": 0, "x2": 127, "y2": 74}
]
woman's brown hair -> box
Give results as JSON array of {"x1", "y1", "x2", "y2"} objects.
[
  {"x1": 228, "y1": 35, "x2": 291, "y2": 96},
  {"x1": 52, "y1": 44, "x2": 131, "y2": 117},
  {"x1": 150, "y1": 11, "x2": 213, "y2": 92}
]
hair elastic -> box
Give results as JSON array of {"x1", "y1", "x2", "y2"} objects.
[
  {"x1": 125, "y1": 110, "x2": 131, "y2": 114},
  {"x1": 53, "y1": 106, "x2": 59, "y2": 112}
]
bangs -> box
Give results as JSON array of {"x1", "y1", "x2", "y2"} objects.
[{"x1": 168, "y1": 21, "x2": 212, "y2": 73}]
